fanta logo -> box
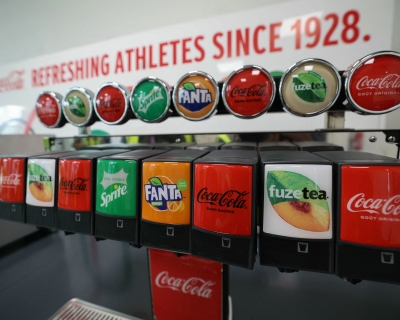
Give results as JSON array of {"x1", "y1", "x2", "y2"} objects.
[
  {"x1": 138, "y1": 86, "x2": 163, "y2": 113},
  {"x1": 144, "y1": 176, "x2": 182, "y2": 210},
  {"x1": 178, "y1": 82, "x2": 212, "y2": 112}
]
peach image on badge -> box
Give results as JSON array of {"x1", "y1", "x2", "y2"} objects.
[{"x1": 172, "y1": 71, "x2": 219, "y2": 121}]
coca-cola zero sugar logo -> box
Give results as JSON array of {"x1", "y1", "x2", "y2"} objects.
[
  {"x1": 58, "y1": 159, "x2": 92, "y2": 211},
  {"x1": 94, "y1": 84, "x2": 127, "y2": 124},
  {"x1": 59, "y1": 177, "x2": 89, "y2": 191},
  {"x1": 340, "y1": 165, "x2": 400, "y2": 248},
  {"x1": 0, "y1": 70, "x2": 24, "y2": 93},
  {"x1": 347, "y1": 53, "x2": 400, "y2": 113},
  {"x1": 193, "y1": 163, "x2": 253, "y2": 236},
  {"x1": 223, "y1": 66, "x2": 275, "y2": 118},
  {"x1": 155, "y1": 271, "x2": 214, "y2": 298},
  {"x1": 196, "y1": 187, "x2": 249, "y2": 212}
]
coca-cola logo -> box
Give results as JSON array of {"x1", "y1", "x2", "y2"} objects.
[
  {"x1": 197, "y1": 187, "x2": 249, "y2": 209},
  {"x1": 0, "y1": 70, "x2": 24, "y2": 93},
  {"x1": 348, "y1": 54, "x2": 400, "y2": 113},
  {"x1": 1, "y1": 174, "x2": 22, "y2": 186},
  {"x1": 60, "y1": 177, "x2": 88, "y2": 191},
  {"x1": 355, "y1": 74, "x2": 400, "y2": 90},
  {"x1": 155, "y1": 271, "x2": 214, "y2": 299},
  {"x1": 231, "y1": 84, "x2": 266, "y2": 97},
  {"x1": 347, "y1": 193, "x2": 400, "y2": 215}
]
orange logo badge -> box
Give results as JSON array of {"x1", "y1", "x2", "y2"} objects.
[{"x1": 173, "y1": 71, "x2": 219, "y2": 121}]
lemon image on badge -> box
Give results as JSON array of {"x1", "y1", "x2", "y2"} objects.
[
  {"x1": 144, "y1": 176, "x2": 185, "y2": 212},
  {"x1": 267, "y1": 171, "x2": 330, "y2": 232},
  {"x1": 28, "y1": 163, "x2": 53, "y2": 202}
]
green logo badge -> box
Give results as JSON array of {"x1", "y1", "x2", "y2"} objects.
[
  {"x1": 292, "y1": 71, "x2": 326, "y2": 103},
  {"x1": 131, "y1": 79, "x2": 169, "y2": 122},
  {"x1": 67, "y1": 96, "x2": 86, "y2": 117},
  {"x1": 96, "y1": 159, "x2": 137, "y2": 217}
]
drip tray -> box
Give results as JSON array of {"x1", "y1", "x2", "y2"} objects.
[{"x1": 48, "y1": 298, "x2": 142, "y2": 320}]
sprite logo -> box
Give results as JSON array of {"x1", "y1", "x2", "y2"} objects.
[
  {"x1": 266, "y1": 170, "x2": 330, "y2": 232},
  {"x1": 67, "y1": 96, "x2": 86, "y2": 117},
  {"x1": 100, "y1": 169, "x2": 128, "y2": 208},
  {"x1": 178, "y1": 82, "x2": 212, "y2": 112},
  {"x1": 144, "y1": 176, "x2": 187, "y2": 210},
  {"x1": 292, "y1": 71, "x2": 326, "y2": 103},
  {"x1": 96, "y1": 160, "x2": 136, "y2": 217},
  {"x1": 132, "y1": 81, "x2": 169, "y2": 121},
  {"x1": 138, "y1": 86, "x2": 163, "y2": 114}
]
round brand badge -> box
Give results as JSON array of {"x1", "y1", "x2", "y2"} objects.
[
  {"x1": 172, "y1": 71, "x2": 219, "y2": 121},
  {"x1": 62, "y1": 87, "x2": 97, "y2": 127},
  {"x1": 280, "y1": 59, "x2": 341, "y2": 117},
  {"x1": 36, "y1": 91, "x2": 65, "y2": 128},
  {"x1": 94, "y1": 82, "x2": 130, "y2": 125},
  {"x1": 131, "y1": 77, "x2": 171, "y2": 123},
  {"x1": 344, "y1": 51, "x2": 400, "y2": 114},
  {"x1": 222, "y1": 65, "x2": 275, "y2": 118}
]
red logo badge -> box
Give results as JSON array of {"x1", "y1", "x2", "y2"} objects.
[
  {"x1": 149, "y1": 249, "x2": 222, "y2": 320},
  {"x1": 340, "y1": 165, "x2": 400, "y2": 248},
  {"x1": 94, "y1": 84, "x2": 127, "y2": 124},
  {"x1": 193, "y1": 163, "x2": 253, "y2": 236},
  {"x1": 58, "y1": 160, "x2": 91, "y2": 211},
  {"x1": 222, "y1": 66, "x2": 275, "y2": 118},
  {"x1": 347, "y1": 52, "x2": 400, "y2": 113},
  {"x1": 36, "y1": 93, "x2": 60, "y2": 127},
  {"x1": 0, "y1": 158, "x2": 25, "y2": 203}
]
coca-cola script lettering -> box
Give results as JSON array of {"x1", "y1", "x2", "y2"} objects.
[
  {"x1": 231, "y1": 84, "x2": 266, "y2": 97},
  {"x1": 356, "y1": 74, "x2": 400, "y2": 90},
  {"x1": 347, "y1": 193, "x2": 400, "y2": 215},
  {"x1": 155, "y1": 271, "x2": 214, "y2": 299},
  {"x1": 197, "y1": 187, "x2": 249, "y2": 208},
  {"x1": 0, "y1": 70, "x2": 24, "y2": 93},
  {"x1": 1, "y1": 174, "x2": 22, "y2": 186},
  {"x1": 60, "y1": 177, "x2": 88, "y2": 191}
]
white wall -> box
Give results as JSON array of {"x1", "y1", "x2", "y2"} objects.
[{"x1": 0, "y1": 0, "x2": 287, "y2": 66}]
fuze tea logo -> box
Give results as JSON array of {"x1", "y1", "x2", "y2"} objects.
[
  {"x1": 292, "y1": 71, "x2": 327, "y2": 103},
  {"x1": 27, "y1": 163, "x2": 53, "y2": 203},
  {"x1": 264, "y1": 165, "x2": 333, "y2": 239},
  {"x1": 67, "y1": 95, "x2": 86, "y2": 118},
  {"x1": 178, "y1": 82, "x2": 212, "y2": 112},
  {"x1": 144, "y1": 176, "x2": 185, "y2": 211},
  {"x1": 96, "y1": 160, "x2": 136, "y2": 217}
]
